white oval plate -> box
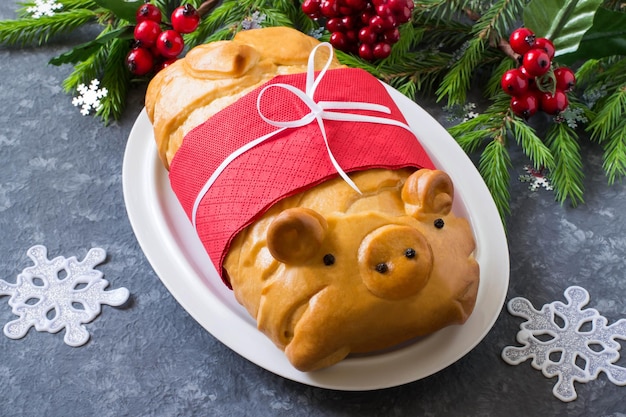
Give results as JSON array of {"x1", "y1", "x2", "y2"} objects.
[{"x1": 122, "y1": 85, "x2": 509, "y2": 391}]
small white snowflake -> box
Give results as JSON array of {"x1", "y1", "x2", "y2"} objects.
[
  {"x1": 241, "y1": 11, "x2": 266, "y2": 30},
  {"x1": 444, "y1": 102, "x2": 480, "y2": 123},
  {"x1": 519, "y1": 165, "x2": 553, "y2": 191},
  {"x1": 26, "y1": 0, "x2": 62, "y2": 18},
  {"x1": 502, "y1": 286, "x2": 626, "y2": 402},
  {"x1": 72, "y1": 79, "x2": 108, "y2": 116},
  {"x1": 556, "y1": 106, "x2": 588, "y2": 129},
  {"x1": 0, "y1": 245, "x2": 129, "y2": 347}
]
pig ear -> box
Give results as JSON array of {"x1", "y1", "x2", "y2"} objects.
[
  {"x1": 267, "y1": 208, "x2": 328, "y2": 265},
  {"x1": 401, "y1": 169, "x2": 454, "y2": 216}
]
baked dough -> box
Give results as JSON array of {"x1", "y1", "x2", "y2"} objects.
[{"x1": 145, "y1": 27, "x2": 479, "y2": 372}]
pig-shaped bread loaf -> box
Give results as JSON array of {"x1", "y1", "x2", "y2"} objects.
[{"x1": 145, "y1": 27, "x2": 480, "y2": 372}]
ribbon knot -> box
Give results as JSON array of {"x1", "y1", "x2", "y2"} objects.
[{"x1": 256, "y1": 42, "x2": 395, "y2": 194}]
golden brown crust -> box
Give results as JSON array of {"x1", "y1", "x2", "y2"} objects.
[
  {"x1": 224, "y1": 169, "x2": 479, "y2": 371},
  {"x1": 145, "y1": 27, "x2": 343, "y2": 169}
]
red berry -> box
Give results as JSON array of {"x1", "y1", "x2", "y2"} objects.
[
  {"x1": 509, "y1": 28, "x2": 535, "y2": 55},
  {"x1": 358, "y1": 43, "x2": 374, "y2": 60},
  {"x1": 395, "y1": 6, "x2": 412, "y2": 24},
  {"x1": 329, "y1": 31, "x2": 349, "y2": 51},
  {"x1": 341, "y1": 15, "x2": 357, "y2": 30},
  {"x1": 369, "y1": 15, "x2": 386, "y2": 33},
  {"x1": 326, "y1": 17, "x2": 343, "y2": 32},
  {"x1": 155, "y1": 30, "x2": 184, "y2": 58},
  {"x1": 554, "y1": 67, "x2": 576, "y2": 92},
  {"x1": 533, "y1": 37, "x2": 555, "y2": 59},
  {"x1": 156, "y1": 57, "x2": 177, "y2": 72},
  {"x1": 171, "y1": 4, "x2": 200, "y2": 34},
  {"x1": 510, "y1": 93, "x2": 539, "y2": 119},
  {"x1": 522, "y1": 49, "x2": 551, "y2": 77},
  {"x1": 320, "y1": 0, "x2": 340, "y2": 17},
  {"x1": 387, "y1": 0, "x2": 406, "y2": 13},
  {"x1": 383, "y1": 27, "x2": 400, "y2": 44},
  {"x1": 301, "y1": 0, "x2": 321, "y2": 17},
  {"x1": 501, "y1": 68, "x2": 529, "y2": 96},
  {"x1": 358, "y1": 26, "x2": 377, "y2": 44},
  {"x1": 136, "y1": 3, "x2": 161, "y2": 24},
  {"x1": 126, "y1": 47, "x2": 154, "y2": 75},
  {"x1": 373, "y1": 42, "x2": 392, "y2": 59},
  {"x1": 345, "y1": 0, "x2": 367, "y2": 11},
  {"x1": 133, "y1": 20, "x2": 161, "y2": 47},
  {"x1": 540, "y1": 90, "x2": 569, "y2": 115}
]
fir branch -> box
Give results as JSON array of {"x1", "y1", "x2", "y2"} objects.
[
  {"x1": 587, "y1": 84, "x2": 626, "y2": 142},
  {"x1": 436, "y1": 38, "x2": 485, "y2": 105},
  {"x1": 435, "y1": 0, "x2": 522, "y2": 106},
  {"x1": 479, "y1": 137, "x2": 512, "y2": 219},
  {"x1": 62, "y1": 39, "x2": 109, "y2": 92},
  {"x1": 545, "y1": 122, "x2": 584, "y2": 206},
  {"x1": 17, "y1": 0, "x2": 99, "y2": 17},
  {"x1": 601, "y1": 118, "x2": 626, "y2": 184},
  {"x1": 0, "y1": 9, "x2": 97, "y2": 46},
  {"x1": 96, "y1": 36, "x2": 131, "y2": 122},
  {"x1": 507, "y1": 115, "x2": 555, "y2": 170},
  {"x1": 185, "y1": 0, "x2": 242, "y2": 45},
  {"x1": 414, "y1": 0, "x2": 474, "y2": 23},
  {"x1": 485, "y1": 56, "x2": 515, "y2": 97}
]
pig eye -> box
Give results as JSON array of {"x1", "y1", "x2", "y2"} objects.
[
  {"x1": 404, "y1": 248, "x2": 416, "y2": 259},
  {"x1": 323, "y1": 253, "x2": 335, "y2": 266},
  {"x1": 434, "y1": 218, "x2": 445, "y2": 229}
]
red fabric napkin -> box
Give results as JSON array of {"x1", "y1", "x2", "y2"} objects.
[{"x1": 169, "y1": 67, "x2": 434, "y2": 287}]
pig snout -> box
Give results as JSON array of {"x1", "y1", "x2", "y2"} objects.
[{"x1": 358, "y1": 224, "x2": 433, "y2": 300}]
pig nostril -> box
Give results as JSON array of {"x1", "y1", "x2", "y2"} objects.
[
  {"x1": 404, "y1": 248, "x2": 416, "y2": 259},
  {"x1": 375, "y1": 263, "x2": 389, "y2": 274}
]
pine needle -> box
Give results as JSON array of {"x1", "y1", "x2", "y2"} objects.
[
  {"x1": 545, "y1": 122, "x2": 584, "y2": 206},
  {"x1": 0, "y1": 9, "x2": 97, "y2": 46}
]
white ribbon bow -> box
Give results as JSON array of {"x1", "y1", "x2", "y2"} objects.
[{"x1": 191, "y1": 42, "x2": 415, "y2": 228}]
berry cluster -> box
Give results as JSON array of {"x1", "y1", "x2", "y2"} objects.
[
  {"x1": 301, "y1": 0, "x2": 414, "y2": 60},
  {"x1": 126, "y1": 3, "x2": 200, "y2": 76},
  {"x1": 501, "y1": 28, "x2": 576, "y2": 119}
]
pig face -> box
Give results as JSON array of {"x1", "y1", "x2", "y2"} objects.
[{"x1": 227, "y1": 169, "x2": 479, "y2": 372}]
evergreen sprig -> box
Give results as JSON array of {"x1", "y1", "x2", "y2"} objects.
[{"x1": 0, "y1": 9, "x2": 97, "y2": 45}]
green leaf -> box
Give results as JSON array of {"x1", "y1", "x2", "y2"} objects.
[
  {"x1": 557, "y1": 8, "x2": 626, "y2": 64},
  {"x1": 523, "y1": 0, "x2": 603, "y2": 55},
  {"x1": 93, "y1": 0, "x2": 144, "y2": 22},
  {"x1": 49, "y1": 26, "x2": 133, "y2": 66}
]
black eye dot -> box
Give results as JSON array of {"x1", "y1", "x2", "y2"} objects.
[
  {"x1": 375, "y1": 263, "x2": 389, "y2": 273},
  {"x1": 434, "y1": 218, "x2": 445, "y2": 229},
  {"x1": 404, "y1": 248, "x2": 416, "y2": 258},
  {"x1": 323, "y1": 254, "x2": 335, "y2": 266}
]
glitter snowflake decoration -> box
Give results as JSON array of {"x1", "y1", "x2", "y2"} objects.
[
  {"x1": 241, "y1": 11, "x2": 266, "y2": 30},
  {"x1": 72, "y1": 79, "x2": 108, "y2": 116},
  {"x1": 502, "y1": 286, "x2": 626, "y2": 402},
  {"x1": 26, "y1": 0, "x2": 62, "y2": 18},
  {"x1": 519, "y1": 165, "x2": 553, "y2": 191},
  {"x1": 0, "y1": 245, "x2": 130, "y2": 347},
  {"x1": 444, "y1": 102, "x2": 479, "y2": 123}
]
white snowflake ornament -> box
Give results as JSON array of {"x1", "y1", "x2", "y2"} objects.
[
  {"x1": 0, "y1": 245, "x2": 130, "y2": 347},
  {"x1": 502, "y1": 286, "x2": 626, "y2": 402},
  {"x1": 26, "y1": 0, "x2": 62, "y2": 18},
  {"x1": 519, "y1": 165, "x2": 553, "y2": 191},
  {"x1": 72, "y1": 79, "x2": 108, "y2": 116}
]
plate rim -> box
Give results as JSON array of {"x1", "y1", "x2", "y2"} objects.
[{"x1": 122, "y1": 86, "x2": 510, "y2": 391}]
